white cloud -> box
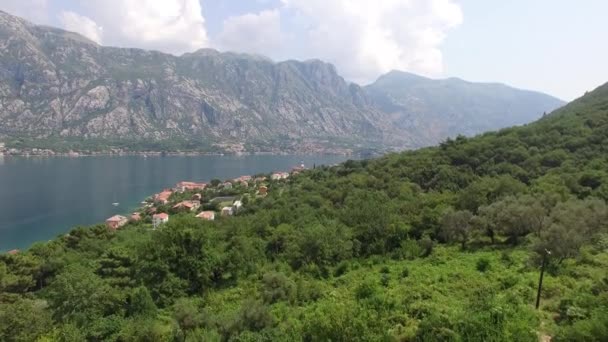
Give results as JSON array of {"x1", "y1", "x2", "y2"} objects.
[
  {"x1": 216, "y1": 9, "x2": 286, "y2": 56},
  {"x1": 281, "y1": 0, "x2": 463, "y2": 83},
  {"x1": 1, "y1": 0, "x2": 49, "y2": 24},
  {"x1": 72, "y1": 0, "x2": 209, "y2": 55},
  {"x1": 59, "y1": 11, "x2": 103, "y2": 44},
  {"x1": 3, "y1": 0, "x2": 461, "y2": 83}
]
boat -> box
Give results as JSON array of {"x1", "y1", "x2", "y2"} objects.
[{"x1": 112, "y1": 202, "x2": 120, "y2": 207}]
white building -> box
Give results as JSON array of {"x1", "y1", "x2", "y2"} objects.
[
  {"x1": 233, "y1": 200, "x2": 243, "y2": 212},
  {"x1": 271, "y1": 172, "x2": 290, "y2": 180},
  {"x1": 152, "y1": 213, "x2": 169, "y2": 228},
  {"x1": 221, "y1": 206, "x2": 234, "y2": 216}
]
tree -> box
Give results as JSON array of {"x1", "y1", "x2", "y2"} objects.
[
  {"x1": 136, "y1": 216, "x2": 219, "y2": 303},
  {"x1": 222, "y1": 300, "x2": 274, "y2": 338},
  {"x1": 127, "y1": 286, "x2": 157, "y2": 318},
  {"x1": 173, "y1": 298, "x2": 204, "y2": 340},
  {"x1": 283, "y1": 222, "x2": 353, "y2": 269},
  {"x1": 0, "y1": 253, "x2": 42, "y2": 295},
  {"x1": 0, "y1": 298, "x2": 53, "y2": 342},
  {"x1": 340, "y1": 190, "x2": 396, "y2": 255},
  {"x1": 261, "y1": 272, "x2": 296, "y2": 304},
  {"x1": 478, "y1": 196, "x2": 547, "y2": 245},
  {"x1": 46, "y1": 264, "x2": 123, "y2": 325},
  {"x1": 440, "y1": 209, "x2": 474, "y2": 249},
  {"x1": 97, "y1": 246, "x2": 136, "y2": 288},
  {"x1": 458, "y1": 176, "x2": 526, "y2": 213},
  {"x1": 533, "y1": 199, "x2": 608, "y2": 263}
]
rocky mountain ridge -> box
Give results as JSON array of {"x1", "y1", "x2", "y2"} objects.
[
  {"x1": 0, "y1": 10, "x2": 564, "y2": 152},
  {"x1": 365, "y1": 70, "x2": 565, "y2": 141}
]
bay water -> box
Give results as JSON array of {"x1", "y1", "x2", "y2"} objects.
[{"x1": 0, "y1": 154, "x2": 353, "y2": 251}]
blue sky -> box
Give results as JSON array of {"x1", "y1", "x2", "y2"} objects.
[{"x1": 2, "y1": 0, "x2": 607, "y2": 101}]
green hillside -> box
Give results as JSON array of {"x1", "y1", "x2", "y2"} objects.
[{"x1": 1, "y1": 84, "x2": 607, "y2": 341}]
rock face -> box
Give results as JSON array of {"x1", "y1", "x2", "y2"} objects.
[
  {"x1": 366, "y1": 71, "x2": 565, "y2": 145},
  {"x1": 0, "y1": 11, "x2": 564, "y2": 151},
  {"x1": 0, "y1": 11, "x2": 405, "y2": 151}
]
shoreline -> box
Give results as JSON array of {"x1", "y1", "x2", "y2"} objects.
[
  {"x1": 0, "y1": 154, "x2": 355, "y2": 252},
  {"x1": 0, "y1": 146, "x2": 370, "y2": 158},
  {"x1": 0, "y1": 150, "x2": 359, "y2": 157}
]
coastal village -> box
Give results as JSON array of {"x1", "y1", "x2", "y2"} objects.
[
  {"x1": 103, "y1": 163, "x2": 307, "y2": 232},
  {"x1": 2, "y1": 161, "x2": 316, "y2": 255},
  {"x1": 0, "y1": 140, "x2": 361, "y2": 157}
]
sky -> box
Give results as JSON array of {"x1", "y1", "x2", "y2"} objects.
[{"x1": 1, "y1": 0, "x2": 607, "y2": 101}]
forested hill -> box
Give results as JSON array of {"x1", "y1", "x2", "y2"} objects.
[
  {"x1": 1, "y1": 83, "x2": 607, "y2": 340},
  {"x1": 369, "y1": 81, "x2": 608, "y2": 198}
]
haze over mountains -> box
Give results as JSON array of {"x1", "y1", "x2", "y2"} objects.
[
  {"x1": 366, "y1": 71, "x2": 565, "y2": 140},
  {"x1": 0, "y1": 10, "x2": 564, "y2": 152}
]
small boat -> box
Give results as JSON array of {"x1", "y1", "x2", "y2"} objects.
[{"x1": 112, "y1": 202, "x2": 120, "y2": 207}]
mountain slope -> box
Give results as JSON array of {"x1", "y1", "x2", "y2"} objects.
[
  {"x1": 367, "y1": 81, "x2": 608, "y2": 198},
  {"x1": 0, "y1": 10, "x2": 406, "y2": 152},
  {"x1": 0, "y1": 10, "x2": 564, "y2": 152},
  {"x1": 1, "y1": 81, "x2": 606, "y2": 340},
  {"x1": 366, "y1": 70, "x2": 565, "y2": 145}
]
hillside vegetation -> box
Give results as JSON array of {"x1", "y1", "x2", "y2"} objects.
[{"x1": 1, "y1": 84, "x2": 607, "y2": 341}]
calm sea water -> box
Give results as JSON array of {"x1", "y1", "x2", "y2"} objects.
[{"x1": 0, "y1": 154, "x2": 353, "y2": 251}]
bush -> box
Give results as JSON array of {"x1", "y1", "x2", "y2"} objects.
[
  {"x1": 261, "y1": 272, "x2": 295, "y2": 304},
  {"x1": 499, "y1": 275, "x2": 519, "y2": 289},
  {"x1": 355, "y1": 281, "x2": 377, "y2": 300},
  {"x1": 500, "y1": 251, "x2": 515, "y2": 267},
  {"x1": 555, "y1": 309, "x2": 608, "y2": 342},
  {"x1": 333, "y1": 261, "x2": 350, "y2": 277},
  {"x1": 380, "y1": 274, "x2": 390, "y2": 287},
  {"x1": 295, "y1": 278, "x2": 324, "y2": 304},
  {"x1": 222, "y1": 300, "x2": 274, "y2": 337},
  {"x1": 419, "y1": 236, "x2": 435, "y2": 257},
  {"x1": 476, "y1": 258, "x2": 491, "y2": 273},
  {"x1": 393, "y1": 239, "x2": 423, "y2": 260}
]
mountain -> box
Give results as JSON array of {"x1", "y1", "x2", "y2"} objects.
[
  {"x1": 0, "y1": 10, "x2": 564, "y2": 153},
  {"x1": 1, "y1": 79, "x2": 606, "y2": 340},
  {"x1": 0, "y1": 10, "x2": 406, "y2": 153},
  {"x1": 366, "y1": 70, "x2": 565, "y2": 144}
]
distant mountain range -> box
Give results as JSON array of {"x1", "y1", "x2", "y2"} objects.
[
  {"x1": 0, "y1": 10, "x2": 565, "y2": 153},
  {"x1": 366, "y1": 70, "x2": 565, "y2": 141}
]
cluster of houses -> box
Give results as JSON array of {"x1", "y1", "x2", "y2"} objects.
[
  {"x1": 271, "y1": 172, "x2": 290, "y2": 180},
  {"x1": 175, "y1": 181, "x2": 207, "y2": 192},
  {"x1": 4, "y1": 165, "x2": 308, "y2": 255},
  {"x1": 103, "y1": 164, "x2": 306, "y2": 232}
]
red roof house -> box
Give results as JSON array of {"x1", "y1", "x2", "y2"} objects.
[
  {"x1": 152, "y1": 213, "x2": 169, "y2": 228},
  {"x1": 196, "y1": 211, "x2": 215, "y2": 221},
  {"x1": 173, "y1": 200, "x2": 201, "y2": 212},
  {"x1": 106, "y1": 215, "x2": 128, "y2": 230},
  {"x1": 154, "y1": 190, "x2": 173, "y2": 204},
  {"x1": 175, "y1": 181, "x2": 207, "y2": 192}
]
